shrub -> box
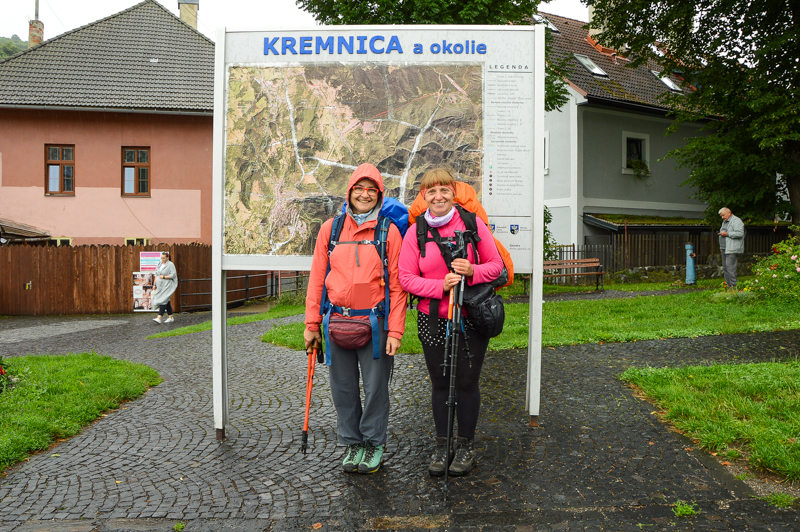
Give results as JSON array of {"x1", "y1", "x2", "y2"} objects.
[{"x1": 741, "y1": 227, "x2": 800, "y2": 301}]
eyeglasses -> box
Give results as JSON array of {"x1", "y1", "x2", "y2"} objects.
[{"x1": 352, "y1": 185, "x2": 379, "y2": 196}]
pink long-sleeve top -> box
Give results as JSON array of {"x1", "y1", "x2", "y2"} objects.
[{"x1": 398, "y1": 208, "x2": 504, "y2": 315}]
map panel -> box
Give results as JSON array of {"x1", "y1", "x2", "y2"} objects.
[{"x1": 224, "y1": 63, "x2": 483, "y2": 256}]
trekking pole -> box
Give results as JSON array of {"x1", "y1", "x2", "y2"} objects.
[
  {"x1": 301, "y1": 338, "x2": 321, "y2": 454},
  {"x1": 443, "y1": 231, "x2": 468, "y2": 502}
]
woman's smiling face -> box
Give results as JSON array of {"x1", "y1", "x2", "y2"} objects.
[
  {"x1": 349, "y1": 178, "x2": 380, "y2": 214},
  {"x1": 424, "y1": 185, "x2": 455, "y2": 218}
]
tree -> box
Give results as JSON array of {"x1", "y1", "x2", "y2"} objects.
[
  {"x1": 0, "y1": 40, "x2": 24, "y2": 58},
  {"x1": 586, "y1": 0, "x2": 800, "y2": 224},
  {"x1": 295, "y1": 0, "x2": 570, "y2": 111}
]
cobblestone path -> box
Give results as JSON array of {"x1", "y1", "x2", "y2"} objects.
[{"x1": 0, "y1": 312, "x2": 798, "y2": 531}]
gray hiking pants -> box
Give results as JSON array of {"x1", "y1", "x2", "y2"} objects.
[
  {"x1": 721, "y1": 249, "x2": 739, "y2": 288},
  {"x1": 328, "y1": 324, "x2": 394, "y2": 446}
]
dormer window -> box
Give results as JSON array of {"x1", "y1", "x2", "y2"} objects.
[
  {"x1": 574, "y1": 54, "x2": 608, "y2": 77},
  {"x1": 532, "y1": 14, "x2": 559, "y2": 32},
  {"x1": 651, "y1": 70, "x2": 682, "y2": 92}
]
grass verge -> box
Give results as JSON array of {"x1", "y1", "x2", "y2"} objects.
[
  {"x1": 620, "y1": 361, "x2": 800, "y2": 480},
  {"x1": 0, "y1": 353, "x2": 162, "y2": 473},
  {"x1": 262, "y1": 289, "x2": 800, "y2": 352},
  {"x1": 148, "y1": 298, "x2": 305, "y2": 339}
]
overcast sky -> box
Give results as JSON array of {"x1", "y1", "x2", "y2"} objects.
[{"x1": 2, "y1": 0, "x2": 588, "y2": 42}]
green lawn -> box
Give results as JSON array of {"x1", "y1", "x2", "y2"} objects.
[
  {"x1": 0, "y1": 353, "x2": 161, "y2": 472},
  {"x1": 261, "y1": 289, "x2": 800, "y2": 352},
  {"x1": 621, "y1": 361, "x2": 800, "y2": 481},
  {"x1": 147, "y1": 301, "x2": 305, "y2": 339}
]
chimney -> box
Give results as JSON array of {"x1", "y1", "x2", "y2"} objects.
[
  {"x1": 28, "y1": 0, "x2": 43, "y2": 48},
  {"x1": 178, "y1": 0, "x2": 199, "y2": 30},
  {"x1": 587, "y1": 5, "x2": 601, "y2": 39}
]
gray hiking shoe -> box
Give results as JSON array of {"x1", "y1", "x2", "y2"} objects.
[
  {"x1": 428, "y1": 437, "x2": 453, "y2": 477},
  {"x1": 342, "y1": 443, "x2": 365, "y2": 473},
  {"x1": 448, "y1": 437, "x2": 475, "y2": 476}
]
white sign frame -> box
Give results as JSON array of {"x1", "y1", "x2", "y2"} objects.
[{"x1": 212, "y1": 25, "x2": 545, "y2": 438}]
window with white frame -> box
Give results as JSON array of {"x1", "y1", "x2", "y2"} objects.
[
  {"x1": 574, "y1": 54, "x2": 608, "y2": 77},
  {"x1": 45, "y1": 145, "x2": 75, "y2": 195},
  {"x1": 621, "y1": 131, "x2": 650, "y2": 174},
  {"x1": 532, "y1": 14, "x2": 559, "y2": 32},
  {"x1": 122, "y1": 147, "x2": 151, "y2": 196},
  {"x1": 651, "y1": 70, "x2": 681, "y2": 92}
]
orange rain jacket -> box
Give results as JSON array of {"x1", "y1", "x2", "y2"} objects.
[{"x1": 304, "y1": 164, "x2": 407, "y2": 340}]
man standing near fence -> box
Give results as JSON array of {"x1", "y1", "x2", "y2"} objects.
[{"x1": 718, "y1": 207, "x2": 745, "y2": 290}]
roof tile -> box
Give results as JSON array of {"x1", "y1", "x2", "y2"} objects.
[
  {"x1": 542, "y1": 12, "x2": 687, "y2": 111},
  {"x1": 0, "y1": 0, "x2": 213, "y2": 112}
]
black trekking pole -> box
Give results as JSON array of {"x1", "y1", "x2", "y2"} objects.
[{"x1": 443, "y1": 231, "x2": 468, "y2": 502}]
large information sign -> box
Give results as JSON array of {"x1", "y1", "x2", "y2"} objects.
[{"x1": 212, "y1": 25, "x2": 545, "y2": 437}]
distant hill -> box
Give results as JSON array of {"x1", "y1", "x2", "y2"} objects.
[{"x1": 0, "y1": 35, "x2": 28, "y2": 58}]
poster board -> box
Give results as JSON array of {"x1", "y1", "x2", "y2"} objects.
[
  {"x1": 139, "y1": 252, "x2": 162, "y2": 272},
  {"x1": 212, "y1": 25, "x2": 545, "y2": 435},
  {"x1": 132, "y1": 272, "x2": 156, "y2": 312}
]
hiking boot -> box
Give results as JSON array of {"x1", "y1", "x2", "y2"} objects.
[
  {"x1": 428, "y1": 437, "x2": 453, "y2": 477},
  {"x1": 448, "y1": 437, "x2": 475, "y2": 476},
  {"x1": 358, "y1": 442, "x2": 383, "y2": 474},
  {"x1": 342, "y1": 443, "x2": 365, "y2": 473},
  {"x1": 164, "y1": 316, "x2": 174, "y2": 323},
  {"x1": 152, "y1": 316, "x2": 162, "y2": 324}
]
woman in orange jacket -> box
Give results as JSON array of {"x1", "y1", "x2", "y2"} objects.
[{"x1": 304, "y1": 163, "x2": 406, "y2": 474}]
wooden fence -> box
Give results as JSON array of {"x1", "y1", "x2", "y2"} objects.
[{"x1": 0, "y1": 244, "x2": 308, "y2": 316}]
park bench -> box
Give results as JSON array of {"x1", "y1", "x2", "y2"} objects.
[{"x1": 543, "y1": 258, "x2": 604, "y2": 291}]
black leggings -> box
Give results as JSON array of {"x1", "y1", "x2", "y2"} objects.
[
  {"x1": 158, "y1": 301, "x2": 173, "y2": 317},
  {"x1": 419, "y1": 313, "x2": 489, "y2": 440}
]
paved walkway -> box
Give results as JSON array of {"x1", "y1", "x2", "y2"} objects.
[{"x1": 0, "y1": 308, "x2": 799, "y2": 531}]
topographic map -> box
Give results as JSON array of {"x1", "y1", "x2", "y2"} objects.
[{"x1": 224, "y1": 63, "x2": 483, "y2": 256}]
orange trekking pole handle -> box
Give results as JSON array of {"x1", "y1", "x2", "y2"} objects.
[
  {"x1": 301, "y1": 338, "x2": 320, "y2": 454},
  {"x1": 447, "y1": 282, "x2": 455, "y2": 320}
]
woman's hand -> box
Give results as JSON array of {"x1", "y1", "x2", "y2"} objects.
[
  {"x1": 443, "y1": 272, "x2": 462, "y2": 292},
  {"x1": 450, "y1": 258, "x2": 474, "y2": 277},
  {"x1": 303, "y1": 328, "x2": 322, "y2": 352},
  {"x1": 386, "y1": 337, "x2": 401, "y2": 356}
]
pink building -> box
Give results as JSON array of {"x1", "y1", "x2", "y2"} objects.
[{"x1": 0, "y1": 0, "x2": 213, "y2": 246}]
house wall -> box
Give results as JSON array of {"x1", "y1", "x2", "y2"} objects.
[
  {"x1": 580, "y1": 107, "x2": 705, "y2": 217},
  {"x1": 0, "y1": 108, "x2": 212, "y2": 245},
  {"x1": 543, "y1": 88, "x2": 584, "y2": 246}
]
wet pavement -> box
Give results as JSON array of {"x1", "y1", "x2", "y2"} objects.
[{"x1": 0, "y1": 308, "x2": 799, "y2": 531}]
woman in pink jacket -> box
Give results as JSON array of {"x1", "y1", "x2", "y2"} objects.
[
  {"x1": 398, "y1": 168, "x2": 503, "y2": 477},
  {"x1": 304, "y1": 163, "x2": 406, "y2": 474}
]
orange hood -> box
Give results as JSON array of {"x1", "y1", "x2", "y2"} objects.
[{"x1": 346, "y1": 163, "x2": 384, "y2": 199}]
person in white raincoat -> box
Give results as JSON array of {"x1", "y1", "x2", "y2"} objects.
[{"x1": 152, "y1": 251, "x2": 178, "y2": 324}]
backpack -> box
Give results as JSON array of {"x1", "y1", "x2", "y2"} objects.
[
  {"x1": 415, "y1": 205, "x2": 509, "y2": 288},
  {"x1": 415, "y1": 205, "x2": 505, "y2": 337},
  {"x1": 408, "y1": 181, "x2": 514, "y2": 287},
  {"x1": 318, "y1": 197, "x2": 409, "y2": 364}
]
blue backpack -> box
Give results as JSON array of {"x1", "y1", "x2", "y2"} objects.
[{"x1": 318, "y1": 197, "x2": 409, "y2": 364}]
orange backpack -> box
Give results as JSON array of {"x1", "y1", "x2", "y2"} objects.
[{"x1": 408, "y1": 181, "x2": 514, "y2": 287}]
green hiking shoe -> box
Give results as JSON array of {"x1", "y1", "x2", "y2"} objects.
[
  {"x1": 358, "y1": 442, "x2": 384, "y2": 474},
  {"x1": 342, "y1": 443, "x2": 365, "y2": 473}
]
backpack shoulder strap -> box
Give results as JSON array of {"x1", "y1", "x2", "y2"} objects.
[
  {"x1": 375, "y1": 216, "x2": 392, "y2": 331},
  {"x1": 319, "y1": 214, "x2": 346, "y2": 316},
  {"x1": 415, "y1": 214, "x2": 429, "y2": 258},
  {"x1": 455, "y1": 204, "x2": 480, "y2": 242}
]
